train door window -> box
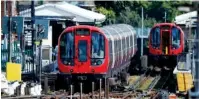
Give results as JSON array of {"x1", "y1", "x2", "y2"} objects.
[
  {"x1": 134, "y1": 34, "x2": 137, "y2": 45},
  {"x1": 123, "y1": 37, "x2": 126, "y2": 51},
  {"x1": 151, "y1": 27, "x2": 160, "y2": 48},
  {"x1": 109, "y1": 40, "x2": 112, "y2": 54},
  {"x1": 60, "y1": 32, "x2": 74, "y2": 66},
  {"x1": 126, "y1": 36, "x2": 129, "y2": 48},
  {"x1": 171, "y1": 27, "x2": 181, "y2": 49},
  {"x1": 130, "y1": 35, "x2": 132, "y2": 47},
  {"x1": 119, "y1": 38, "x2": 122, "y2": 52},
  {"x1": 126, "y1": 37, "x2": 128, "y2": 49},
  {"x1": 122, "y1": 37, "x2": 125, "y2": 51},
  {"x1": 130, "y1": 35, "x2": 132, "y2": 48},
  {"x1": 114, "y1": 39, "x2": 116, "y2": 53},
  {"x1": 128, "y1": 35, "x2": 130, "y2": 47},
  {"x1": 109, "y1": 40, "x2": 113, "y2": 67},
  {"x1": 78, "y1": 40, "x2": 87, "y2": 62},
  {"x1": 117, "y1": 39, "x2": 119, "y2": 52},
  {"x1": 126, "y1": 36, "x2": 129, "y2": 53},
  {"x1": 91, "y1": 32, "x2": 105, "y2": 66},
  {"x1": 115, "y1": 39, "x2": 117, "y2": 52}
]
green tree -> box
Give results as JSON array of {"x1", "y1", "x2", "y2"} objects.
[
  {"x1": 96, "y1": 7, "x2": 116, "y2": 24},
  {"x1": 95, "y1": 1, "x2": 191, "y2": 27}
]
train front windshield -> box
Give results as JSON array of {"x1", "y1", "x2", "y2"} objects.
[
  {"x1": 171, "y1": 27, "x2": 181, "y2": 49},
  {"x1": 60, "y1": 32, "x2": 75, "y2": 66},
  {"x1": 91, "y1": 32, "x2": 105, "y2": 66},
  {"x1": 151, "y1": 27, "x2": 160, "y2": 48}
]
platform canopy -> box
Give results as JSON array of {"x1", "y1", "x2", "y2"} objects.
[
  {"x1": 19, "y1": 2, "x2": 106, "y2": 23},
  {"x1": 174, "y1": 11, "x2": 197, "y2": 27}
]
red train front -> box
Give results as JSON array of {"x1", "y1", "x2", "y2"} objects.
[
  {"x1": 58, "y1": 25, "x2": 109, "y2": 75},
  {"x1": 148, "y1": 23, "x2": 185, "y2": 67}
]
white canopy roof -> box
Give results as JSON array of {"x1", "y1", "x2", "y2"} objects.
[
  {"x1": 19, "y1": 2, "x2": 106, "y2": 23},
  {"x1": 174, "y1": 11, "x2": 197, "y2": 26}
]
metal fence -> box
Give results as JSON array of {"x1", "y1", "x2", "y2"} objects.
[{"x1": 1, "y1": 38, "x2": 34, "y2": 73}]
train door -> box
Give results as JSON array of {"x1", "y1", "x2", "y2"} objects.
[
  {"x1": 161, "y1": 31, "x2": 170, "y2": 54},
  {"x1": 74, "y1": 28, "x2": 91, "y2": 72}
]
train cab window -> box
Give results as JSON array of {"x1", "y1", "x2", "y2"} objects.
[
  {"x1": 60, "y1": 32, "x2": 74, "y2": 66},
  {"x1": 91, "y1": 32, "x2": 105, "y2": 66},
  {"x1": 151, "y1": 27, "x2": 160, "y2": 48},
  {"x1": 171, "y1": 27, "x2": 181, "y2": 49},
  {"x1": 78, "y1": 40, "x2": 87, "y2": 62}
]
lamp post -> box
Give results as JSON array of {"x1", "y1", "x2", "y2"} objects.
[{"x1": 141, "y1": 7, "x2": 144, "y2": 56}]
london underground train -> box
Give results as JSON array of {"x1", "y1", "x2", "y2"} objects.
[
  {"x1": 57, "y1": 24, "x2": 137, "y2": 82},
  {"x1": 148, "y1": 23, "x2": 186, "y2": 67}
]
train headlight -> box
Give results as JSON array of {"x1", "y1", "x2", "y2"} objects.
[
  {"x1": 94, "y1": 62, "x2": 97, "y2": 65},
  {"x1": 92, "y1": 60, "x2": 97, "y2": 65},
  {"x1": 64, "y1": 61, "x2": 68, "y2": 64}
]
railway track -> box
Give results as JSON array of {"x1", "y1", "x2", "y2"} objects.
[
  {"x1": 39, "y1": 91, "x2": 157, "y2": 99},
  {"x1": 39, "y1": 69, "x2": 160, "y2": 99},
  {"x1": 3, "y1": 64, "x2": 174, "y2": 99},
  {"x1": 134, "y1": 69, "x2": 161, "y2": 92},
  {"x1": 136, "y1": 76, "x2": 156, "y2": 91},
  {"x1": 153, "y1": 70, "x2": 171, "y2": 90}
]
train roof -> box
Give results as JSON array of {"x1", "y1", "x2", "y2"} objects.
[
  {"x1": 62, "y1": 24, "x2": 136, "y2": 40},
  {"x1": 151, "y1": 23, "x2": 184, "y2": 32},
  {"x1": 100, "y1": 24, "x2": 136, "y2": 39},
  {"x1": 63, "y1": 25, "x2": 101, "y2": 32},
  {"x1": 153, "y1": 23, "x2": 177, "y2": 27}
]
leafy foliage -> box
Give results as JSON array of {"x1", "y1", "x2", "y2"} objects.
[
  {"x1": 96, "y1": 6, "x2": 116, "y2": 25},
  {"x1": 95, "y1": 1, "x2": 191, "y2": 27}
]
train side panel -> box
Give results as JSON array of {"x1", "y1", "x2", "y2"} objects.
[{"x1": 101, "y1": 24, "x2": 137, "y2": 77}]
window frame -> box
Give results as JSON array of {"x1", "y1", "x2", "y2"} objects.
[
  {"x1": 90, "y1": 31, "x2": 105, "y2": 59},
  {"x1": 150, "y1": 27, "x2": 160, "y2": 48},
  {"x1": 171, "y1": 27, "x2": 181, "y2": 49},
  {"x1": 59, "y1": 31, "x2": 75, "y2": 66},
  {"x1": 60, "y1": 32, "x2": 75, "y2": 59}
]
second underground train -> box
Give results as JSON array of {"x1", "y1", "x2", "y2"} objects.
[{"x1": 148, "y1": 23, "x2": 186, "y2": 67}]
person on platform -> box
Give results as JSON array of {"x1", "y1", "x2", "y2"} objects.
[{"x1": 52, "y1": 45, "x2": 58, "y2": 72}]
